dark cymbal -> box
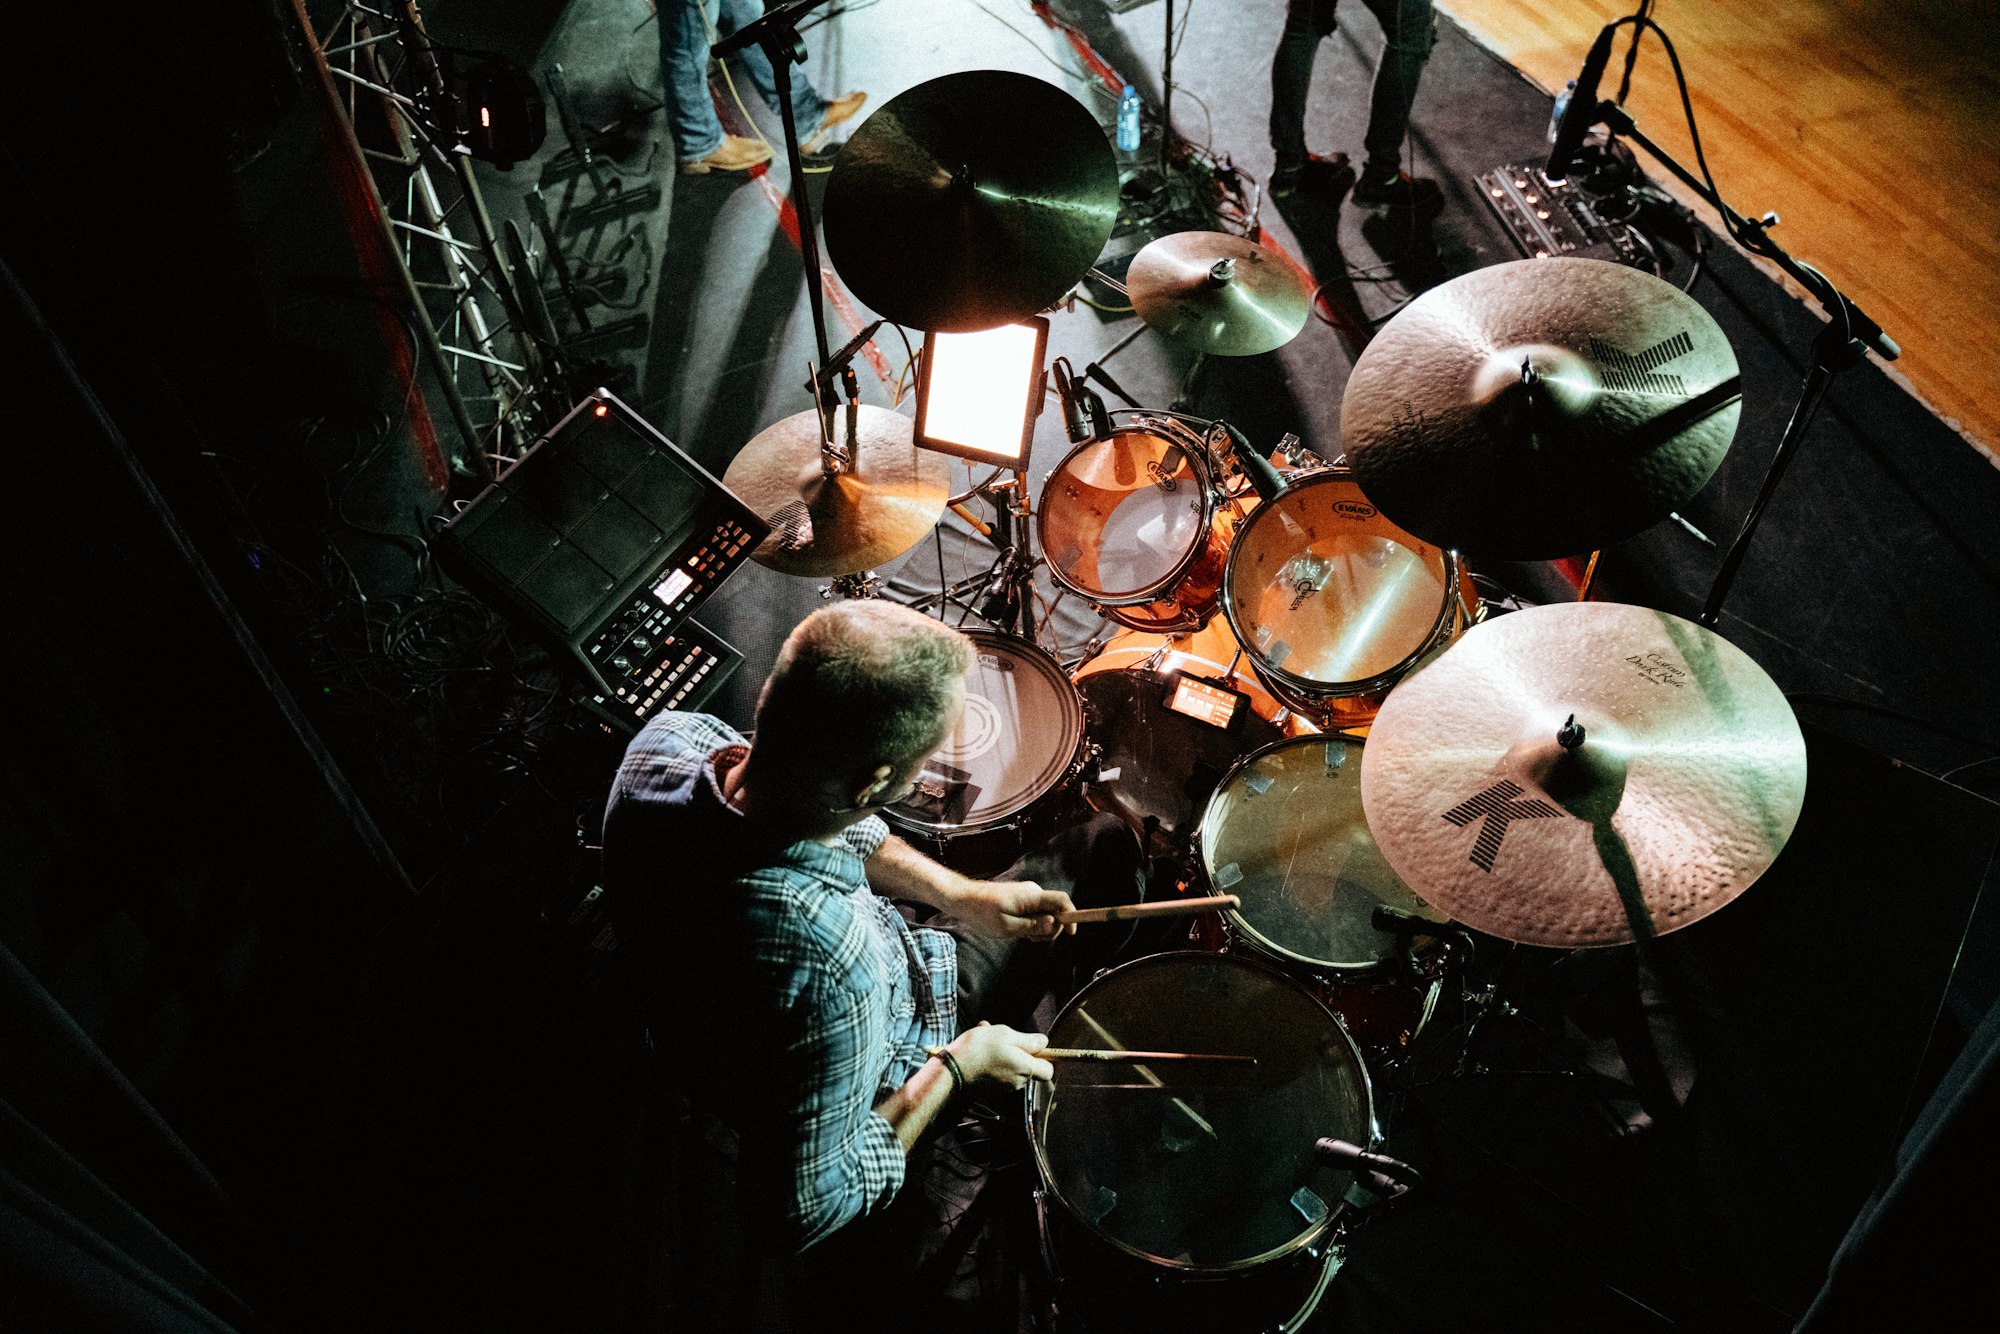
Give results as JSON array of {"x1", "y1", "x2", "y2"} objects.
[
  {"x1": 1359, "y1": 601, "x2": 1806, "y2": 947},
  {"x1": 722, "y1": 406, "x2": 949, "y2": 576},
  {"x1": 1340, "y1": 257, "x2": 1742, "y2": 559},
  {"x1": 1126, "y1": 231, "x2": 1313, "y2": 356},
  {"x1": 822, "y1": 70, "x2": 1119, "y2": 331}
]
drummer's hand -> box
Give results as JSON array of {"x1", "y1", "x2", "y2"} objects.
[
  {"x1": 951, "y1": 880, "x2": 1076, "y2": 940},
  {"x1": 951, "y1": 1021, "x2": 1054, "y2": 1087}
]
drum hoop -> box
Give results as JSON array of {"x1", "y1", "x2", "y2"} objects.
[
  {"x1": 1197, "y1": 734, "x2": 1398, "y2": 972},
  {"x1": 1039, "y1": 428, "x2": 1218, "y2": 608},
  {"x1": 1220, "y1": 470, "x2": 1461, "y2": 699},
  {"x1": 1023, "y1": 949, "x2": 1374, "y2": 1275},
  {"x1": 889, "y1": 630, "x2": 1085, "y2": 838}
]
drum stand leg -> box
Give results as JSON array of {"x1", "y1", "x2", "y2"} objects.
[{"x1": 902, "y1": 470, "x2": 1045, "y2": 640}]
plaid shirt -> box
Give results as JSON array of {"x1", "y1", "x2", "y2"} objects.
[{"x1": 603, "y1": 712, "x2": 958, "y2": 1251}]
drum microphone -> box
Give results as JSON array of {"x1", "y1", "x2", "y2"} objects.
[
  {"x1": 1313, "y1": 1138, "x2": 1423, "y2": 1199},
  {"x1": 1544, "y1": 21, "x2": 1617, "y2": 183},
  {"x1": 1371, "y1": 905, "x2": 1439, "y2": 936},
  {"x1": 1051, "y1": 358, "x2": 1090, "y2": 443},
  {"x1": 1085, "y1": 387, "x2": 1112, "y2": 440},
  {"x1": 1218, "y1": 422, "x2": 1287, "y2": 504}
]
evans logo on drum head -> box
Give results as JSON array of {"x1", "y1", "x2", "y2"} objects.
[
  {"x1": 976, "y1": 652, "x2": 1015, "y2": 672},
  {"x1": 1331, "y1": 499, "x2": 1376, "y2": 520}
]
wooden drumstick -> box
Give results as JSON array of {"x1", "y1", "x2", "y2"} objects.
[
  {"x1": 1042, "y1": 1049, "x2": 1256, "y2": 1065},
  {"x1": 1055, "y1": 894, "x2": 1239, "y2": 925},
  {"x1": 1073, "y1": 1006, "x2": 1219, "y2": 1140}
]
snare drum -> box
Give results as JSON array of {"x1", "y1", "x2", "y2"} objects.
[
  {"x1": 1222, "y1": 469, "x2": 1468, "y2": 727},
  {"x1": 1039, "y1": 425, "x2": 1235, "y2": 633},
  {"x1": 1200, "y1": 734, "x2": 1451, "y2": 1054},
  {"x1": 1070, "y1": 618, "x2": 1293, "y2": 853},
  {"x1": 885, "y1": 630, "x2": 1089, "y2": 875},
  {"x1": 1027, "y1": 952, "x2": 1372, "y2": 1333}
]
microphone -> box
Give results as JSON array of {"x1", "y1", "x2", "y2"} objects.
[
  {"x1": 1219, "y1": 422, "x2": 1286, "y2": 504},
  {"x1": 1371, "y1": 905, "x2": 1439, "y2": 937},
  {"x1": 710, "y1": 0, "x2": 831, "y2": 59},
  {"x1": 1085, "y1": 388, "x2": 1112, "y2": 440},
  {"x1": 1051, "y1": 359, "x2": 1088, "y2": 443},
  {"x1": 1544, "y1": 22, "x2": 1617, "y2": 183},
  {"x1": 1312, "y1": 1136, "x2": 1424, "y2": 1192}
]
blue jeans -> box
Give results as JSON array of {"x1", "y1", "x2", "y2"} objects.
[
  {"x1": 661, "y1": 0, "x2": 827, "y2": 163},
  {"x1": 1270, "y1": 0, "x2": 1437, "y2": 176}
]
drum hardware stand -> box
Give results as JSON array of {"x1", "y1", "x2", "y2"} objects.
[
  {"x1": 1071, "y1": 270, "x2": 1215, "y2": 413},
  {"x1": 1559, "y1": 70, "x2": 1897, "y2": 628},
  {"x1": 903, "y1": 470, "x2": 1046, "y2": 639}
]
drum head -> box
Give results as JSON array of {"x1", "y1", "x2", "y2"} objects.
[
  {"x1": 1202, "y1": 736, "x2": 1446, "y2": 969},
  {"x1": 1041, "y1": 430, "x2": 1210, "y2": 602},
  {"x1": 1224, "y1": 473, "x2": 1452, "y2": 691},
  {"x1": 890, "y1": 632, "x2": 1082, "y2": 833},
  {"x1": 1030, "y1": 953, "x2": 1371, "y2": 1271}
]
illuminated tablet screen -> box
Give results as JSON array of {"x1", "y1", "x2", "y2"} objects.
[
  {"x1": 1166, "y1": 673, "x2": 1245, "y2": 729},
  {"x1": 913, "y1": 318, "x2": 1049, "y2": 467}
]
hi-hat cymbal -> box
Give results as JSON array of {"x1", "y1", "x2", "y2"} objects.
[
  {"x1": 1126, "y1": 231, "x2": 1313, "y2": 356},
  {"x1": 822, "y1": 70, "x2": 1119, "y2": 331},
  {"x1": 1359, "y1": 601, "x2": 1806, "y2": 947},
  {"x1": 723, "y1": 406, "x2": 949, "y2": 576},
  {"x1": 1340, "y1": 257, "x2": 1741, "y2": 559}
]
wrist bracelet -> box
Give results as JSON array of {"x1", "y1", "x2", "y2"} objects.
[{"x1": 929, "y1": 1046, "x2": 966, "y2": 1097}]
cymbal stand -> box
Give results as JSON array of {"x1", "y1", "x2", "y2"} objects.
[
  {"x1": 902, "y1": 470, "x2": 1042, "y2": 639},
  {"x1": 1074, "y1": 267, "x2": 1213, "y2": 413},
  {"x1": 712, "y1": 1, "x2": 840, "y2": 437},
  {"x1": 1579, "y1": 80, "x2": 1896, "y2": 629}
]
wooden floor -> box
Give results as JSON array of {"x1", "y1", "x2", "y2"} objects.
[{"x1": 1437, "y1": 0, "x2": 2000, "y2": 462}]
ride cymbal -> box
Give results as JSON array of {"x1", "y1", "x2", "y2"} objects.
[
  {"x1": 1126, "y1": 231, "x2": 1314, "y2": 356},
  {"x1": 1359, "y1": 601, "x2": 1806, "y2": 947},
  {"x1": 822, "y1": 70, "x2": 1119, "y2": 331},
  {"x1": 1340, "y1": 257, "x2": 1741, "y2": 559},
  {"x1": 722, "y1": 406, "x2": 949, "y2": 576}
]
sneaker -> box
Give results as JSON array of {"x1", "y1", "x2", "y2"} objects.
[
  {"x1": 1351, "y1": 167, "x2": 1443, "y2": 211},
  {"x1": 1269, "y1": 151, "x2": 1353, "y2": 199},
  {"x1": 679, "y1": 134, "x2": 773, "y2": 175},
  {"x1": 800, "y1": 92, "x2": 868, "y2": 155}
]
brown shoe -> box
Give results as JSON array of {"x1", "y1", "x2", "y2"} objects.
[
  {"x1": 800, "y1": 92, "x2": 867, "y2": 155},
  {"x1": 679, "y1": 134, "x2": 772, "y2": 175}
]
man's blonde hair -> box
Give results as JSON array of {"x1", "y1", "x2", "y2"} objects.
[{"x1": 755, "y1": 602, "x2": 973, "y2": 774}]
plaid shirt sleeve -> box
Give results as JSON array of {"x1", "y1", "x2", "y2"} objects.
[{"x1": 742, "y1": 871, "x2": 909, "y2": 1251}]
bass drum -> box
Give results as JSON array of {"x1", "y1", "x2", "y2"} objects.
[
  {"x1": 1222, "y1": 468, "x2": 1470, "y2": 728},
  {"x1": 885, "y1": 630, "x2": 1089, "y2": 876},
  {"x1": 1027, "y1": 952, "x2": 1372, "y2": 1334},
  {"x1": 1070, "y1": 617, "x2": 1295, "y2": 856}
]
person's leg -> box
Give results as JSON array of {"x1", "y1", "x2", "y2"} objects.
[
  {"x1": 660, "y1": 0, "x2": 726, "y2": 164},
  {"x1": 713, "y1": 0, "x2": 828, "y2": 140},
  {"x1": 1269, "y1": 0, "x2": 1336, "y2": 171},
  {"x1": 1357, "y1": 0, "x2": 1437, "y2": 178}
]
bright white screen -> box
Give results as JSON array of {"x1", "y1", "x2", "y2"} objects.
[{"x1": 920, "y1": 324, "x2": 1042, "y2": 465}]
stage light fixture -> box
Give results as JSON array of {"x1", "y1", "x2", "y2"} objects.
[{"x1": 912, "y1": 318, "x2": 1049, "y2": 469}]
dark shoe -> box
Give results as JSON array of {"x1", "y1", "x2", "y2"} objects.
[
  {"x1": 1351, "y1": 167, "x2": 1443, "y2": 211},
  {"x1": 1269, "y1": 151, "x2": 1353, "y2": 199}
]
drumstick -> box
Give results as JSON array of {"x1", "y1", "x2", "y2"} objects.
[
  {"x1": 1073, "y1": 1006, "x2": 1219, "y2": 1141},
  {"x1": 1055, "y1": 895, "x2": 1240, "y2": 925},
  {"x1": 1043, "y1": 1048, "x2": 1256, "y2": 1065}
]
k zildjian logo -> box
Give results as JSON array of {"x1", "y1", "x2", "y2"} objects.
[
  {"x1": 1440, "y1": 779, "x2": 1564, "y2": 872},
  {"x1": 1586, "y1": 330, "x2": 1696, "y2": 395}
]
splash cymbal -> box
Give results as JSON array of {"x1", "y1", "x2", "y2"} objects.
[
  {"x1": 822, "y1": 70, "x2": 1119, "y2": 331},
  {"x1": 1340, "y1": 257, "x2": 1741, "y2": 559},
  {"x1": 722, "y1": 406, "x2": 949, "y2": 576},
  {"x1": 1126, "y1": 231, "x2": 1314, "y2": 356},
  {"x1": 1359, "y1": 601, "x2": 1806, "y2": 947}
]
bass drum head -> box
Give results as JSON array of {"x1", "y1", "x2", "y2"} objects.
[
  {"x1": 889, "y1": 631, "x2": 1082, "y2": 833},
  {"x1": 1224, "y1": 471, "x2": 1453, "y2": 694},
  {"x1": 1203, "y1": 735, "x2": 1447, "y2": 970},
  {"x1": 1029, "y1": 952, "x2": 1372, "y2": 1273},
  {"x1": 1040, "y1": 429, "x2": 1211, "y2": 603}
]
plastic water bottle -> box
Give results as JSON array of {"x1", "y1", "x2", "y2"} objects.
[
  {"x1": 1116, "y1": 84, "x2": 1142, "y2": 153},
  {"x1": 1547, "y1": 79, "x2": 1575, "y2": 144}
]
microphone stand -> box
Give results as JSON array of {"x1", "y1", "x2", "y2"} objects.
[{"x1": 1584, "y1": 100, "x2": 1898, "y2": 629}]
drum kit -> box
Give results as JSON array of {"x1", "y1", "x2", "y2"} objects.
[{"x1": 714, "y1": 67, "x2": 1807, "y2": 1331}]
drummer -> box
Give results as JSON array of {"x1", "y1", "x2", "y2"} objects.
[{"x1": 602, "y1": 603, "x2": 1137, "y2": 1275}]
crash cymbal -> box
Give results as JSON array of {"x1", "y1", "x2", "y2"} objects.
[
  {"x1": 822, "y1": 70, "x2": 1119, "y2": 331},
  {"x1": 723, "y1": 406, "x2": 949, "y2": 576},
  {"x1": 1359, "y1": 601, "x2": 1806, "y2": 947},
  {"x1": 1126, "y1": 231, "x2": 1313, "y2": 356},
  {"x1": 1340, "y1": 257, "x2": 1741, "y2": 559}
]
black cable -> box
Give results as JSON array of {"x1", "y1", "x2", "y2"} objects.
[{"x1": 1613, "y1": 1, "x2": 1653, "y2": 106}]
